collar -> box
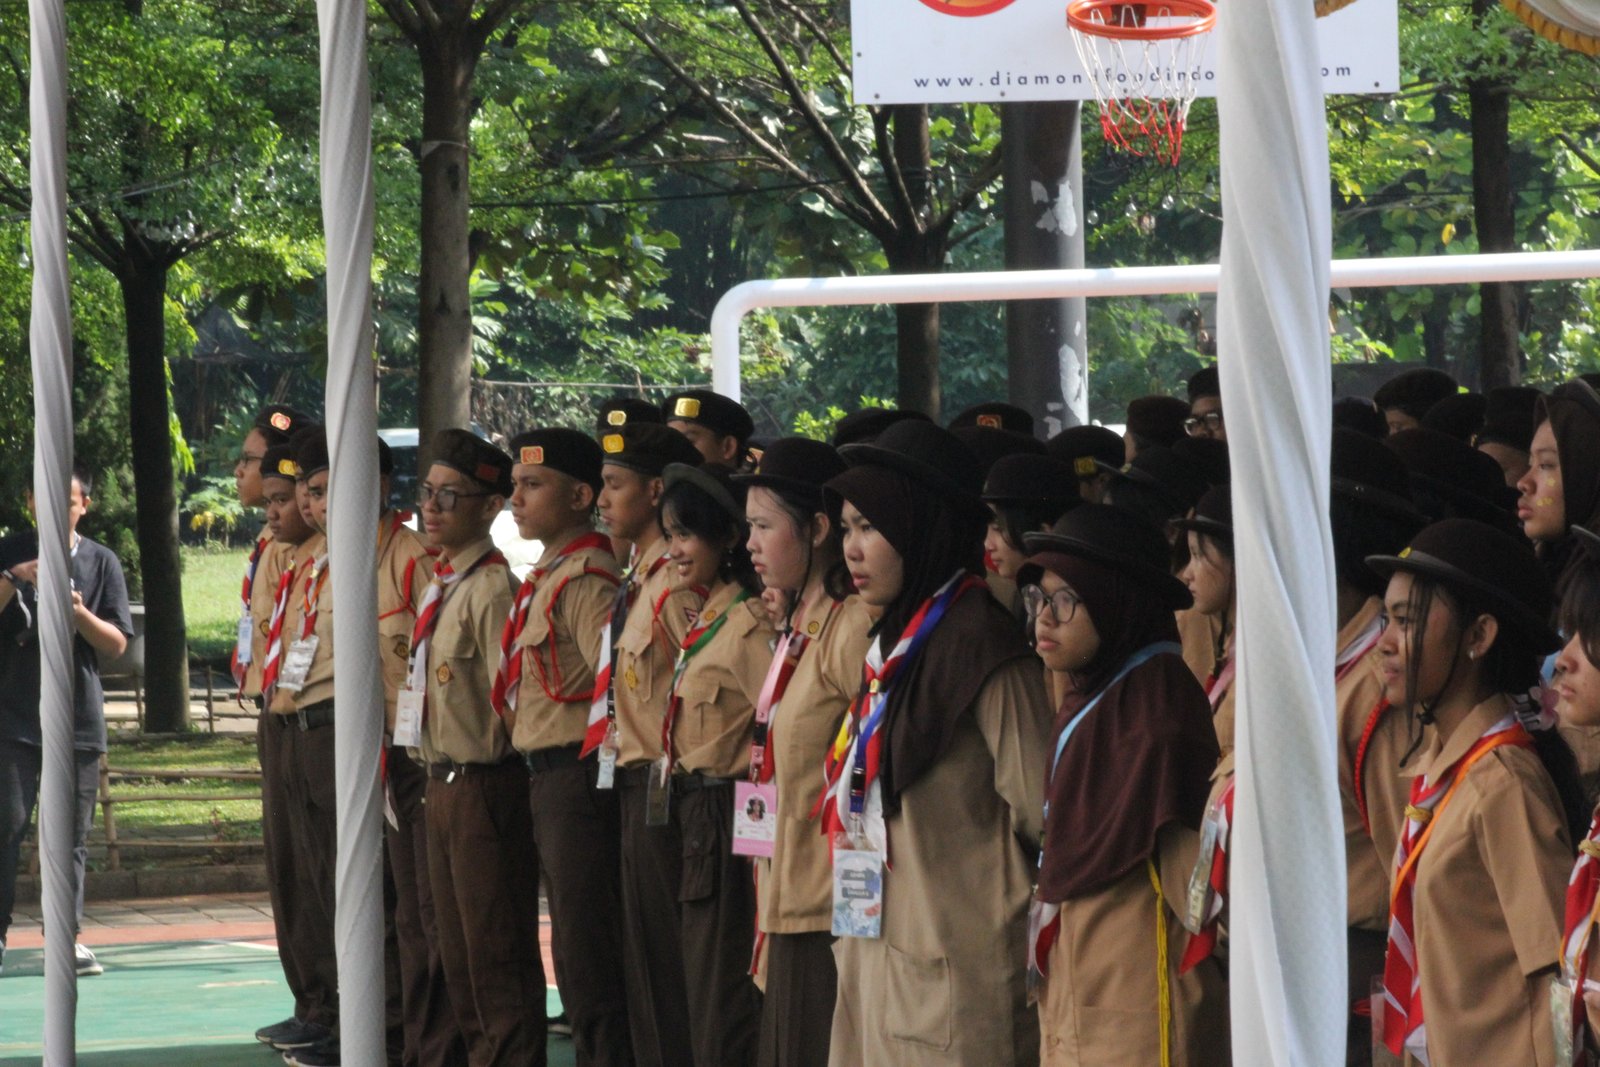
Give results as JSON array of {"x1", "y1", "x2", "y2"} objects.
[
  {"x1": 535, "y1": 527, "x2": 599, "y2": 570},
  {"x1": 1413, "y1": 694, "x2": 1515, "y2": 782},
  {"x1": 443, "y1": 536, "x2": 497, "y2": 575},
  {"x1": 636, "y1": 537, "x2": 671, "y2": 579}
]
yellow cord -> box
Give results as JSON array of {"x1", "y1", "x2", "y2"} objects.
[{"x1": 1149, "y1": 859, "x2": 1173, "y2": 1067}]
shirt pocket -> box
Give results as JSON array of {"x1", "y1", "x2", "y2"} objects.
[
  {"x1": 672, "y1": 676, "x2": 723, "y2": 755},
  {"x1": 378, "y1": 611, "x2": 413, "y2": 669},
  {"x1": 431, "y1": 624, "x2": 479, "y2": 690},
  {"x1": 884, "y1": 942, "x2": 953, "y2": 1051},
  {"x1": 616, "y1": 621, "x2": 658, "y2": 704}
]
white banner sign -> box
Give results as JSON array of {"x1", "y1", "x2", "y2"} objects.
[{"x1": 850, "y1": 0, "x2": 1399, "y2": 105}]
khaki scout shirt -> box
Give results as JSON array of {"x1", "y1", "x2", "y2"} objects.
[
  {"x1": 377, "y1": 518, "x2": 433, "y2": 731},
  {"x1": 241, "y1": 532, "x2": 289, "y2": 701},
  {"x1": 269, "y1": 533, "x2": 326, "y2": 715},
  {"x1": 290, "y1": 542, "x2": 334, "y2": 710},
  {"x1": 1404, "y1": 695, "x2": 1569, "y2": 1067},
  {"x1": 668, "y1": 581, "x2": 776, "y2": 778},
  {"x1": 614, "y1": 539, "x2": 706, "y2": 768},
  {"x1": 509, "y1": 533, "x2": 620, "y2": 753},
  {"x1": 420, "y1": 537, "x2": 517, "y2": 766},
  {"x1": 1332, "y1": 597, "x2": 1395, "y2": 931},
  {"x1": 757, "y1": 594, "x2": 872, "y2": 935}
]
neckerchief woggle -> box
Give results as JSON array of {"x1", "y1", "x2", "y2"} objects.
[{"x1": 1026, "y1": 641, "x2": 1181, "y2": 984}]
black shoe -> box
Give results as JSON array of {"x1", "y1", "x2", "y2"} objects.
[
  {"x1": 259, "y1": 1018, "x2": 328, "y2": 1051},
  {"x1": 283, "y1": 1036, "x2": 340, "y2": 1066}
]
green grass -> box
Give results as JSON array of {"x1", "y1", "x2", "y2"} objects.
[
  {"x1": 181, "y1": 544, "x2": 249, "y2": 665},
  {"x1": 101, "y1": 735, "x2": 261, "y2": 863}
]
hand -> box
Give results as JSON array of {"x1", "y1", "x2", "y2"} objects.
[
  {"x1": 9, "y1": 559, "x2": 38, "y2": 585},
  {"x1": 71, "y1": 590, "x2": 85, "y2": 613}
]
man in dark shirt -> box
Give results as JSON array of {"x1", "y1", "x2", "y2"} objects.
[{"x1": 0, "y1": 465, "x2": 132, "y2": 977}]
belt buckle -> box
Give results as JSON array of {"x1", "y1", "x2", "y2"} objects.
[
  {"x1": 446, "y1": 765, "x2": 457, "y2": 784},
  {"x1": 297, "y1": 712, "x2": 310, "y2": 732}
]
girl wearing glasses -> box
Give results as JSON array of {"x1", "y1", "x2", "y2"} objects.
[{"x1": 1017, "y1": 505, "x2": 1225, "y2": 1067}]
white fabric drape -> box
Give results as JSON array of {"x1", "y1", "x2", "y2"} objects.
[
  {"x1": 1216, "y1": 0, "x2": 1346, "y2": 1061},
  {"x1": 29, "y1": 0, "x2": 80, "y2": 1060},
  {"x1": 316, "y1": 1, "x2": 384, "y2": 1063}
]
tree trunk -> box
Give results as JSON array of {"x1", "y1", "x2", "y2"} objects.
[
  {"x1": 118, "y1": 253, "x2": 188, "y2": 733},
  {"x1": 415, "y1": 33, "x2": 478, "y2": 466},
  {"x1": 1470, "y1": 0, "x2": 1520, "y2": 389},
  {"x1": 888, "y1": 106, "x2": 941, "y2": 418}
]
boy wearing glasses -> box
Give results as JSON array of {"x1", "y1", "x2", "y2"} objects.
[
  {"x1": 1185, "y1": 366, "x2": 1226, "y2": 442},
  {"x1": 404, "y1": 430, "x2": 542, "y2": 1063}
]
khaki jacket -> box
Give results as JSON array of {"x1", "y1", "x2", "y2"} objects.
[
  {"x1": 268, "y1": 533, "x2": 326, "y2": 715},
  {"x1": 1404, "y1": 696, "x2": 1569, "y2": 1067},
  {"x1": 509, "y1": 533, "x2": 621, "y2": 753},
  {"x1": 419, "y1": 537, "x2": 517, "y2": 766},
  {"x1": 829, "y1": 658, "x2": 1050, "y2": 1067},
  {"x1": 669, "y1": 581, "x2": 775, "y2": 778},
  {"x1": 614, "y1": 539, "x2": 705, "y2": 768},
  {"x1": 241, "y1": 532, "x2": 289, "y2": 701},
  {"x1": 757, "y1": 595, "x2": 873, "y2": 936},
  {"x1": 1333, "y1": 597, "x2": 1396, "y2": 931}
]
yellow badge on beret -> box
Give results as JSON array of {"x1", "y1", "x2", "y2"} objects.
[
  {"x1": 603, "y1": 434, "x2": 625, "y2": 454},
  {"x1": 521, "y1": 446, "x2": 545, "y2": 466},
  {"x1": 977, "y1": 413, "x2": 1002, "y2": 429},
  {"x1": 436, "y1": 664, "x2": 452, "y2": 684},
  {"x1": 1074, "y1": 457, "x2": 1098, "y2": 477},
  {"x1": 270, "y1": 412, "x2": 292, "y2": 432},
  {"x1": 673, "y1": 397, "x2": 702, "y2": 419},
  {"x1": 1399, "y1": 546, "x2": 1412, "y2": 559},
  {"x1": 607, "y1": 410, "x2": 628, "y2": 426},
  {"x1": 625, "y1": 666, "x2": 638, "y2": 689},
  {"x1": 806, "y1": 620, "x2": 821, "y2": 636},
  {"x1": 277, "y1": 458, "x2": 300, "y2": 477}
]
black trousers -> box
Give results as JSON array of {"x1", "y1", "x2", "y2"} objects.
[
  {"x1": 0, "y1": 740, "x2": 98, "y2": 941},
  {"x1": 617, "y1": 766, "x2": 694, "y2": 1067},
  {"x1": 757, "y1": 932, "x2": 836, "y2": 1067}
]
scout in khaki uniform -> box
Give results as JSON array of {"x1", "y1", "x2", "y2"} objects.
[
  {"x1": 654, "y1": 463, "x2": 775, "y2": 1066},
  {"x1": 820, "y1": 420, "x2": 1050, "y2": 1067},
  {"x1": 594, "y1": 398, "x2": 662, "y2": 560},
  {"x1": 232, "y1": 405, "x2": 309, "y2": 695},
  {"x1": 403, "y1": 430, "x2": 540, "y2": 1067},
  {"x1": 1175, "y1": 487, "x2": 1236, "y2": 758},
  {"x1": 492, "y1": 428, "x2": 629, "y2": 1066},
  {"x1": 1017, "y1": 507, "x2": 1226, "y2": 1067},
  {"x1": 662, "y1": 388, "x2": 754, "y2": 469},
  {"x1": 736, "y1": 438, "x2": 871, "y2": 1067},
  {"x1": 595, "y1": 423, "x2": 704, "y2": 1067},
  {"x1": 1326, "y1": 429, "x2": 1425, "y2": 1066},
  {"x1": 252, "y1": 443, "x2": 337, "y2": 1055},
  {"x1": 1368, "y1": 520, "x2": 1580, "y2": 1067}
]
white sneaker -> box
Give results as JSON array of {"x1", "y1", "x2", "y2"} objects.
[{"x1": 74, "y1": 943, "x2": 102, "y2": 977}]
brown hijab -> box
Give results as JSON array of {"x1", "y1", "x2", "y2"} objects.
[{"x1": 1033, "y1": 552, "x2": 1219, "y2": 901}]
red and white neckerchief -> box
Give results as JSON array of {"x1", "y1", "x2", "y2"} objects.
[
  {"x1": 815, "y1": 573, "x2": 979, "y2": 849},
  {"x1": 580, "y1": 547, "x2": 670, "y2": 757},
  {"x1": 1381, "y1": 713, "x2": 1531, "y2": 1063},
  {"x1": 259, "y1": 558, "x2": 301, "y2": 702},
  {"x1": 231, "y1": 534, "x2": 270, "y2": 685},
  {"x1": 1335, "y1": 612, "x2": 1384, "y2": 684},
  {"x1": 406, "y1": 548, "x2": 507, "y2": 722},
  {"x1": 296, "y1": 552, "x2": 330, "y2": 642},
  {"x1": 490, "y1": 531, "x2": 614, "y2": 719},
  {"x1": 1204, "y1": 656, "x2": 1236, "y2": 711},
  {"x1": 1179, "y1": 773, "x2": 1235, "y2": 973},
  {"x1": 749, "y1": 599, "x2": 837, "y2": 785},
  {"x1": 1561, "y1": 809, "x2": 1600, "y2": 1062}
]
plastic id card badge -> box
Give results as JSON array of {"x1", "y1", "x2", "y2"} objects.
[
  {"x1": 236, "y1": 614, "x2": 253, "y2": 664},
  {"x1": 731, "y1": 781, "x2": 777, "y2": 857},
  {"x1": 596, "y1": 730, "x2": 619, "y2": 791},
  {"x1": 1552, "y1": 977, "x2": 1578, "y2": 1067},
  {"x1": 1184, "y1": 814, "x2": 1219, "y2": 933},
  {"x1": 645, "y1": 755, "x2": 672, "y2": 826},
  {"x1": 393, "y1": 689, "x2": 424, "y2": 748},
  {"x1": 831, "y1": 834, "x2": 884, "y2": 939},
  {"x1": 277, "y1": 636, "x2": 318, "y2": 693}
]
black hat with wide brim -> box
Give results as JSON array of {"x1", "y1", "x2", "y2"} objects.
[
  {"x1": 662, "y1": 462, "x2": 743, "y2": 524},
  {"x1": 1018, "y1": 504, "x2": 1192, "y2": 611},
  {"x1": 1169, "y1": 484, "x2": 1233, "y2": 542},
  {"x1": 838, "y1": 418, "x2": 984, "y2": 510},
  {"x1": 731, "y1": 436, "x2": 846, "y2": 502},
  {"x1": 1365, "y1": 517, "x2": 1561, "y2": 653}
]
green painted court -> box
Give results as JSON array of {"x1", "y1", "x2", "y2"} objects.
[{"x1": 0, "y1": 941, "x2": 573, "y2": 1066}]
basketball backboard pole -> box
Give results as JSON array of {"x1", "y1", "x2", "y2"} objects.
[{"x1": 1002, "y1": 101, "x2": 1089, "y2": 435}]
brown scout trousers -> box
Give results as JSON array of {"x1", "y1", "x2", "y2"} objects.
[
  {"x1": 617, "y1": 766, "x2": 695, "y2": 1067},
  {"x1": 425, "y1": 760, "x2": 547, "y2": 1067},
  {"x1": 386, "y1": 748, "x2": 469, "y2": 1067},
  {"x1": 757, "y1": 932, "x2": 837, "y2": 1067},
  {"x1": 526, "y1": 748, "x2": 634, "y2": 1066}
]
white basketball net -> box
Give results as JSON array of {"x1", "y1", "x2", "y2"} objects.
[{"x1": 1069, "y1": 3, "x2": 1216, "y2": 165}]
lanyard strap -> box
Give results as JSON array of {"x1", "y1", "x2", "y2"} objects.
[{"x1": 661, "y1": 589, "x2": 752, "y2": 772}]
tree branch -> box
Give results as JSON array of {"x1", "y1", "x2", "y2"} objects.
[
  {"x1": 374, "y1": 0, "x2": 423, "y2": 40},
  {"x1": 1557, "y1": 132, "x2": 1600, "y2": 180},
  {"x1": 870, "y1": 107, "x2": 921, "y2": 233},
  {"x1": 768, "y1": 0, "x2": 851, "y2": 79},
  {"x1": 932, "y1": 143, "x2": 1003, "y2": 237}
]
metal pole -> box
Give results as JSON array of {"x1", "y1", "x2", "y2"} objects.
[
  {"x1": 1003, "y1": 102, "x2": 1088, "y2": 433},
  {"x1": 28, "y1": 0, "x2": 78, "y2": 1059}
]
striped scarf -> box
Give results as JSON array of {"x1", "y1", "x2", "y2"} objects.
[
  {"x1": 1561, "y1": 809, "x2": 1600, "y2": 1061},
  {"x1": 490, "y1": 532, "x2": 612, "y2": 719},
  {"x1": 259, "y1": 560, "x2": 299, "y2": 702},
  {"x1": 406, "y1": 549, "x2": 506, "y2": 721}
]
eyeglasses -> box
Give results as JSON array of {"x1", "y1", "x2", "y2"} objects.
[
  {"x1": 235, "y1": 453, "x2": 264, "y2": 467},
  {"x1": 1022, "y1": 585, "x2": 1082, "y2": 625},
  {"x1": 417, "y1": 485, "x2": 491, "y2": 513},
  {"x1": 1183, "y1": 412, "x2": 1224, "y2": 436}
]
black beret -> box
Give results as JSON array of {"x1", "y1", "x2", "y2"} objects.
[
  {"x1": 1046, "y1": 424, "x2": 1126, "y2": 478},
  {"x1": 951, "y1": 425, "x2": 1045, "y2": 479},
  {"x1": 508, "y1": 427, "x2": 604, "y2": 492},
  {"x1": 1373, "y1": 367, "x2": 1458, "y2": 419},
  {"x1": 1332, "y1": 396, "x2": 1388, "y2": 439},
  {"x1": 662, "y1": 389, "x2": 755, "y2": 444},
  {"x1": 949, "y1": 402, "x2": 1034, "y2": 436},
  {"x1": 1187, "y1": 366, "x2": 1220, "y2": 402},
  {"x1": 831, "y1": 408, "x2": 930, "y2": 447},
  {"x1": 253, "y1": 405, "x2": 314, "y2": 448},
  {"x1": 430, "y1": 429, "x2": 512, "y2": 496},
  {"x1": 1475, "y1": 386, "x2": 1542, "y2": 453},
  {"x1": 261, "y1": 443, "x2": 300, "y2": 484},
  {"x1": 290, "y1": 425, "x2": 329, "y2": 479},
  {"x1": 1125, "y1": 395, "x2": 1191, "y2": 448},
  {"x1": 595, "y1": 396, "x2": 663, "y2": 434},
  {"x1": 599, "y1": 422, "x2": 703, "y2": 477},
  {"x1": 1420, "y1": 392, "x2": 1487, "y2": 444}
]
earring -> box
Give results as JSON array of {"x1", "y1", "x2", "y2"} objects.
[{"x1": 1467, "y1": 650, "x2": 1477, "y2": 661}]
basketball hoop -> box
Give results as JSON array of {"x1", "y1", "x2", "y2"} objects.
[{"x1": 1066, "y1": 0, "x2": 1218, "y2": 165}]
